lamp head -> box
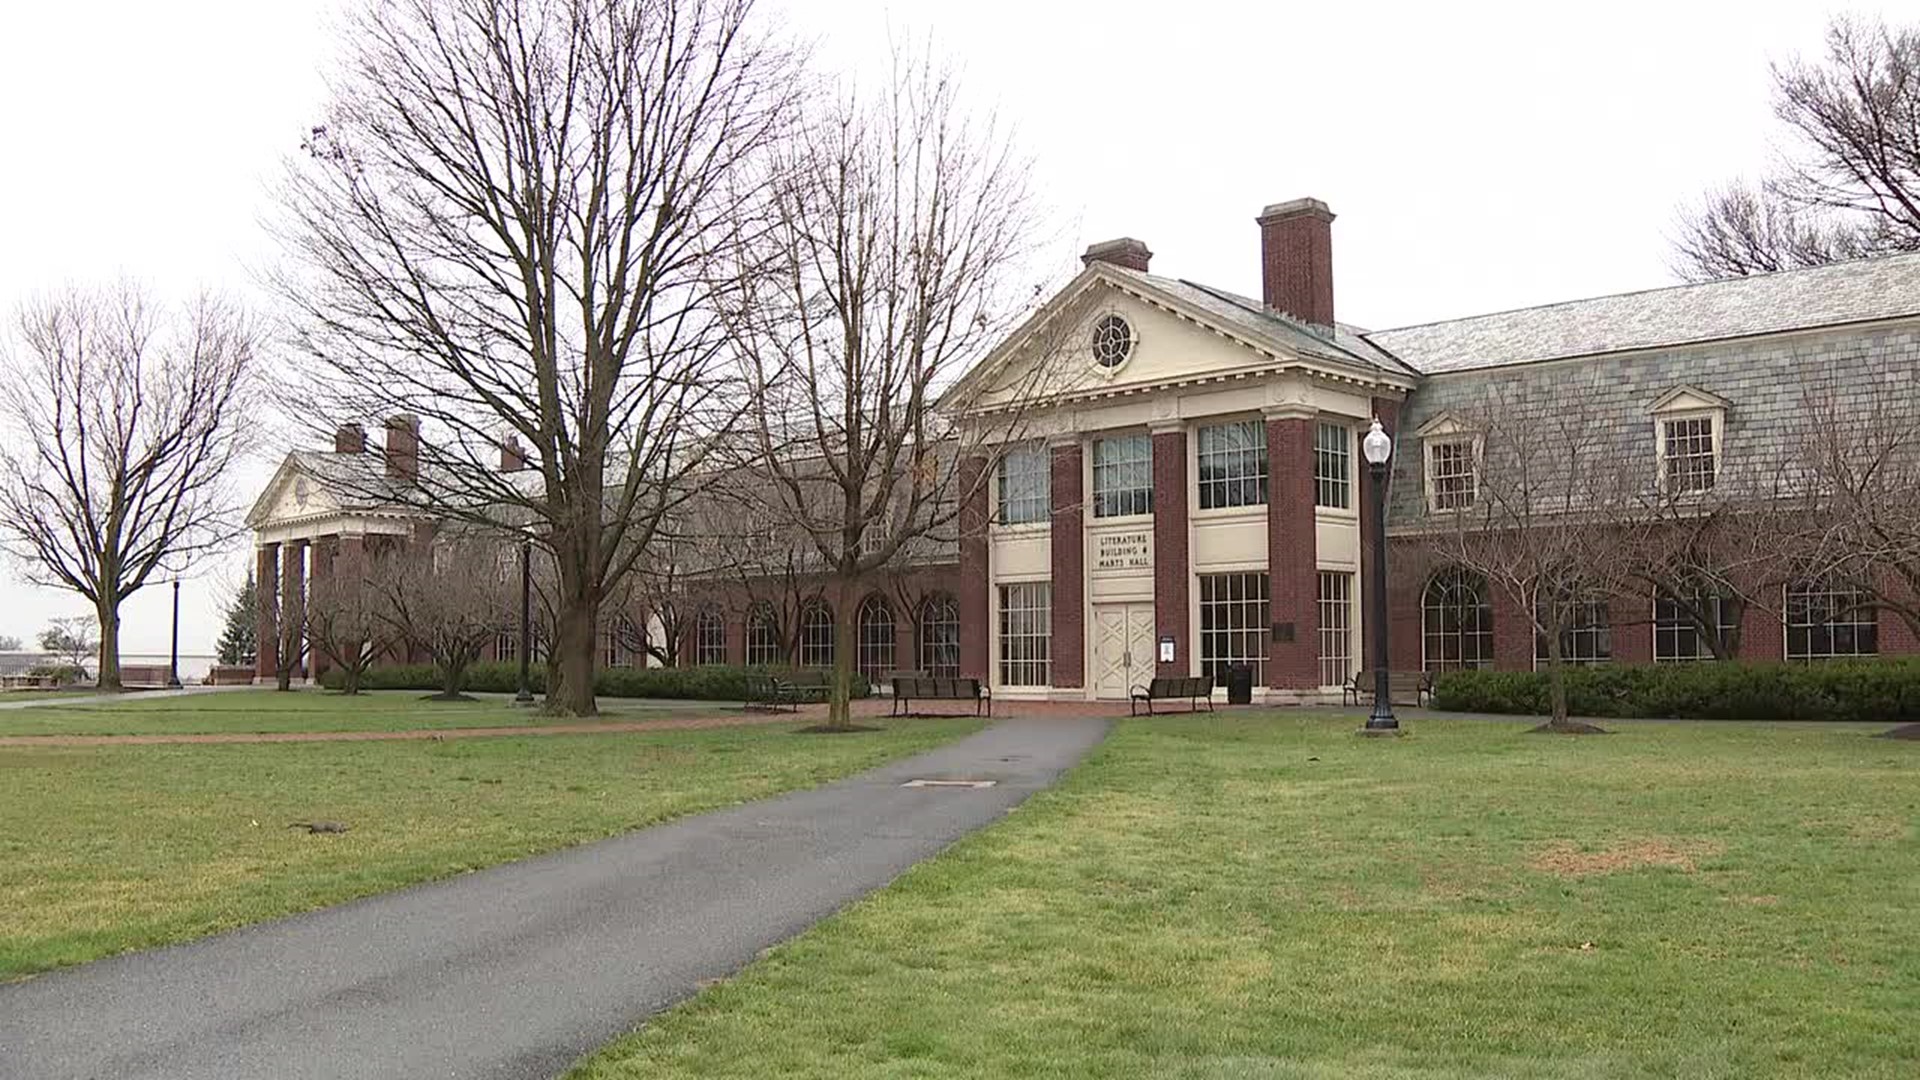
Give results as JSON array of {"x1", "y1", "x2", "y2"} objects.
[{"x1": 1362, "y1": 418, "x2": 1393, "y2": 466}]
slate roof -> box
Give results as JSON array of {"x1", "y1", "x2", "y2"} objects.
[
  {"x1": 1363, "y1": 250, "x2": 1920, "y2": 374},
  {"x1": 1100, "y1": 266, "x2": 1421, "y2": 379}
]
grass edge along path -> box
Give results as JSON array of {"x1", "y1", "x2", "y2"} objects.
[
  {"x1": 1, "y1": 717, "x2": 983, "y2": 980},
  {"x1": 570, "y1": 714, "x2": 1918, "y2": 1080}
]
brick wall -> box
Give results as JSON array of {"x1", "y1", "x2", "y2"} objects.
[
  {"x1": 1265, "y1": 414, "x2": 1318, "y2": 689},
  {"x1": 1049, "y1": 441, "x2": 1085, "y2": 688},
  {"x1": 958, "y1": 454, "x2": 991, "y2": 680},
  {"x1": 1151, "y1": 428, "x2": 1189, "y2": 676},
  {"x1": 255, "y1": 544, "x2": 279, "y2": 681}
]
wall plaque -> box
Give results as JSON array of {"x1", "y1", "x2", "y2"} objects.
[{"x1": 1093, "y1": 530, "x2": 1151, "y2": 570}]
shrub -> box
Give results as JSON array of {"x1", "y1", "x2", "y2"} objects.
[
  {"x1": 318, "y1": 661, "x2": 871, "y2": 700},
  {"x1": 1431, "y1": 659, "x2": 1920, "y2": 721},
  {"x1": 25, "y1": 663, "x2": 87, "y2": 686}
]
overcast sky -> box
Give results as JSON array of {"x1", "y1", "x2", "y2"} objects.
[{"x1": 0, "y1": 0, "x2": 1896, "y2": 655}]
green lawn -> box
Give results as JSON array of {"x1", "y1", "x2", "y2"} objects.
[
  {"x1": 0, "y1": 688, "x2": 739, "y2": 737},
  {"x1": 573, "y1": 715, "x2": 1918, "y2": 1079},
  {"x1": 0, "y1": 715, "x2": 980, "y2": 979}
]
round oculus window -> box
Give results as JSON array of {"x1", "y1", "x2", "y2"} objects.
[{"x1": 1090, "y1": 314, "x2": 1133, "y2": 368}]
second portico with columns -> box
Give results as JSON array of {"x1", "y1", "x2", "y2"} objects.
[{"x1": 946, "y1": 199, "x2": 1417, "y2": 703}]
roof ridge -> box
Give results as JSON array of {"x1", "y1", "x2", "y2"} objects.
[{"x1": 1367, "y1": 248, "x2": 1920, "y2": 337}]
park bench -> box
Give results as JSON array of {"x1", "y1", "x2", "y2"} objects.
[
  {"x1": 119, "y1": 664, "x2": 174, "y2": 689},
  {"x1": 1, "y1": 673, "x2": 60, "y2": 690},
  {"x1": 207, "y1": 664, "x2": 255, "y2": 686},
  {"x1": 743, "y1": 670, "x2": 833, "y2": 712},
  {"x1": 1343, "y1": 669, "x2": 1435, "y2": 708},
  {"x1": 890, "y1": 673, "x2": 991, "y2": 717},
  {"x1": 1130, "y1": 675, "x2": 1214, "y2": 716}
]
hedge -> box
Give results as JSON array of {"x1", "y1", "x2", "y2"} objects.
[
  {"x1": 318, "y1": 661, "x2": 872, "y2": 701},
  {"x1": 1431, "y1": 660, "x2": 1920, "y2": 722}
]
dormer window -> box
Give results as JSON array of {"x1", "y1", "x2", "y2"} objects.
[
  {"x1": 1428, "y1": 440, "x2": 1477, "y2": 511},
  {"x1": 1661, "y1": 415, "x2": 1716, "y2": 493},
  {"x1": 1415, "y1": 412, "x2": 1479, "y2": 514},
  {"x1": 1649, "y1": 386, "x2": 1728, "y2": 496}
]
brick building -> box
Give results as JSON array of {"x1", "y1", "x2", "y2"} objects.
[{"x1": 248, "y1": 197, "x2": 1920, "y2": 698}]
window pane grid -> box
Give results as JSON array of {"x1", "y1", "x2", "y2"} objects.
[
  {"x1": 1314, "y1": 423, "x2": 1351, "y2": 509},
  {"x1": 1200, "y1": 572, "x2": 1269, "y2": 684},
  {"x1": 1535, "y1": 595, "x2": 1611, "y2": 666},
  {"x1": 695, "y1": 610, "x2": 727, "y2": 665},
  {"x1": 997, "y1": 445, "x2": 1050, "y2": 525},
  {"x1": 1317, "y1": 572, "x2": 1354, "y2": 687},
  {"x1": 1663, "y1": 417, "x2": 1716, "y2": 493},
  {"x1": 1786, "y1": 578, "x2": 1878, "y2": 661},
  {"x1": 1196, "y1": 421, "x2": 1269, "y2": 510},
  {"x1": 799, "y1": 601, "x2": 835, "y2": 668},
  {"x1": 1429, "y1": 441, "x2": 1476, "y2": 511},
  {"x1": 1092, "y1": 434, "x2": 1153, "y2": 518},
  {"x1": 856, "y1": 597, "x2": 895, "y2": 680},
  {"x1": 746, "y1": 604, "x2": 783, "y2": 666},
  {"x1": 919, "y1": 594, "x2": 960, "y2": 677},
  {"x1": 998, "y1": 583, "x2": 1051, "y2": 686},
  {"x1": 1653, "y1": 590, "x2": 1736, "y2": 662},
  {"x1": 1423, "y1": 570, "x2": 1493, "y2": 672}
]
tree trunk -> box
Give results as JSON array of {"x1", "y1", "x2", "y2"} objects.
[
  {"x1": 548, "y1": 596, "x2": 599, "y2": 717},
  {"x1": 95, "y1": 599, "x2": 122, "y2": 691},
  {"x1": 440, "y1": 654, "x2": 465, "y2": 698},
  {"x1": 828, "y1": 577, "x2": 857, "y2": 730},
  {"x1": 343, "y1": 662, "x2": 362, "y2": 695},
  {"x1": 1545, "y1": 609, "x2": 1572, "y2": 730}
]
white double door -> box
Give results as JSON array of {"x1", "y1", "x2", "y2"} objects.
[{"x1": 1093, "y1": 603, "x2": 1157, "y2": 699}]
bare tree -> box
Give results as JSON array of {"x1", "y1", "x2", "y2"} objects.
[
  {"x1": 1780, "y1": 363, "x2": 1920, "y2": 642},
  {"x1": 305, "y1": 546, "x2": 394, "y2": 695},
  {"x1": 0, "y1": 286, "x2": 258, "y2": 689},
  {"x1": 273, "y1": 0, "x2": 800, "y2": 716},
  {"x1": 720, "y1": 47, "x2": 1056, "y2": 729},
  {"x1": 38, "y1": 616, "x2": 99, "y2": 676},
  {"x1": 1419, "y1": 384, "x2": 1652, "y2": 732},
  {"x1": 1673, "y1": 16, "x2": 1920, "y2": 280},
  {"x1": 374, "y1": 537, "x2": 515, "y2": 699}
]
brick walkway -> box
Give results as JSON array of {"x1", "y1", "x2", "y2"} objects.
[{"x1": 0, "y1": 697, "x2": 1146, "y2": 748}]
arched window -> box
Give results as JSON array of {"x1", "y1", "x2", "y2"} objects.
[
  {"x1": 745, "y1": 602, "x2": 783, "y2": 666},
  {"x1": 856, "y1": 596, "x2": 895, "y2": 680},
  {"x1": 920, "y1": 593, "x2": 960, "y2": 677},
  {"x1": 1786, "y1": 575, "x2": 1878, "y2": 660},
  {"x1": 604, "y1": 615, "x2": 639, "y2": 668},
  {"x1": 1422, "y1": 569, "x2": 1493, "y2": 672},
  {"x1": 799, "y1": 599, "x2": 835, "y2": 668},
  {"x1": 695, "y1": 609, "x2": 727, "y2": 666}
]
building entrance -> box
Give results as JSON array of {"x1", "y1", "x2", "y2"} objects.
[{"x1": 1093, "y1": 603, "x2": 1156, "y2": 699}]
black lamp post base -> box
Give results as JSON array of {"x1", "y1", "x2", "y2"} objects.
[
  {"x1": 511, "y1": 692, "x2": 537, "y2": 707},
  {"x1": 1356, "y1": 725, "x2": 1407, "y2": 738}
]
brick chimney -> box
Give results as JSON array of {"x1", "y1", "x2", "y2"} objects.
[
  {"x1": 384, "y1": 414, "x2": 419, "y2": 482},
  {"x1": 499, "y1": 436, "x2": 528, "y2": 472},
  {"x1": 333, "y1": 423, "x2": 366, "y2": 454},
  {"x1": 1081, "y1": 237, "x2": 1153, "y2": 273},
  {"x1": 1257, "y1": 198, "x2": 1335, "y2": 327}
]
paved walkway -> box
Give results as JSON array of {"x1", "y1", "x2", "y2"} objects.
[
  {"x1": 0, "y1": 716, "x2": 1111, "y2": 1080},
  {"x1": 0, "y1": 685, "x2": 243, "y2": 711}
]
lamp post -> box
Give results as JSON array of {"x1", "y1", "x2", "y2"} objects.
[
  {"x1": 167, "y1": 579, "x2": 183, "y2": 688},
  {"x1": 514, "y1": 538, "x2": 535, "y2": 705},
  {"x1": 1362, "y1": 418, "x2": 1397, "y2": 732}
]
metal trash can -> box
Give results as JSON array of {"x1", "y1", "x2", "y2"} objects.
[{"x1": 1225, "y1": 663, "x2": 1254, "y2": 705}]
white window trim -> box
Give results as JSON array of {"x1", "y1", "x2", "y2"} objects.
[
  {"x1": 1649, "y1": 386, "x2": 1728, "y2": 497},
  {"x1": 1313, "y1": 420, "x2": 1357, "y2": 517},
  {"x1": 1422, "y1": 435, "x2": 1482, "y2": 514},
  {"x1": 1653, "y1": 409, "x2": 1724, "y2": 496}
]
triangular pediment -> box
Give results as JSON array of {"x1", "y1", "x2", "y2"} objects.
[
  {"x1": 1414, "y1": 411, "x2": 1474, "y2": 438},
  {"x1": 1648, "y1": 385, "x2": 1730, "y2": 414},
  {"x1": 948, "y1": 268, "x2": 1303, "y2": 414},
  {"x1": 246, "y1": 453, "x2": 344, "y2": 529}
]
